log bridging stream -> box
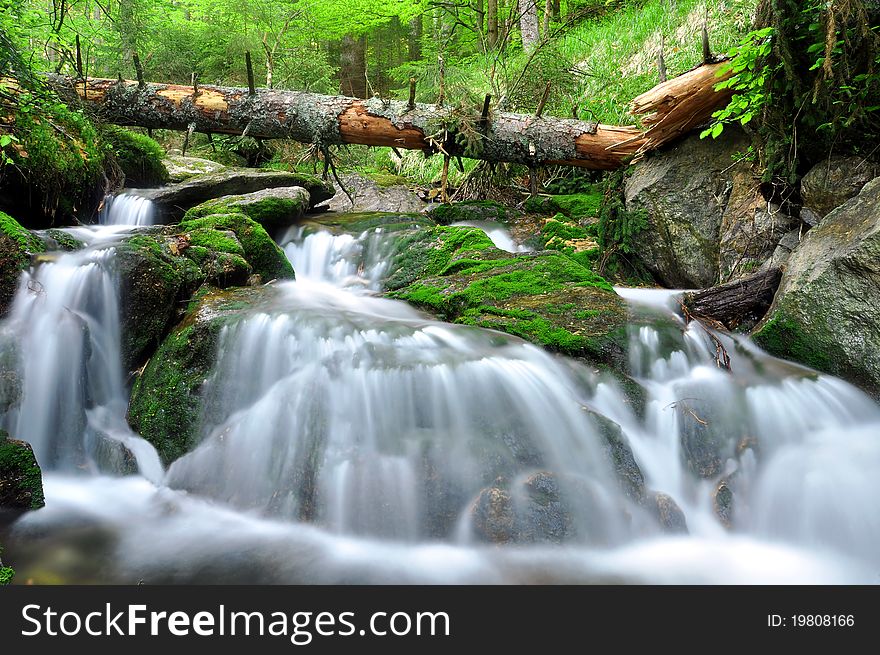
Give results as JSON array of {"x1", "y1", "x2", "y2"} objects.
[{"x1": 46, "y1": 61, "x2": 733, "y2": 170}]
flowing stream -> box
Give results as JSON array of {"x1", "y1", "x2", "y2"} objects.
[{"x1": 1, "y1": 194, "x2": 878, "y2": 584}]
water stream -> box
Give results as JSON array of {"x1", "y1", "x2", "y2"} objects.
[{"x1": 1, "y1": 196, "x2": 878, "y2": 583}]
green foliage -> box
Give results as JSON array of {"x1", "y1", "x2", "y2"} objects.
[
  {"x1": 700, "y1": 27, "x2": 778, "y2": 138},
  {"x1": 0, "y1": 565, "x2": 13, "y2": 586},
  {"x1": 703, "y1": 0, "x2": 880, "y2": 179},
  {"x1": 101, "y1": 126, "x2": 169, "y2": 187}
]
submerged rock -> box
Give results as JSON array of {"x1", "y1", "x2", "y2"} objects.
[
  {"x1": 648, "y1": 492, "x2": 688, "y2": 534},
  {"x1": 137, "y1": 169, "x2": 334, "y2": 219},
  {"x1": 0, "y1": 430, "x2": 45, "y2": 524},
  {"x1": 800, "y1": 155, "x2": 879, "y2": 219},
  {"x1": 0, "y1": 211, "x2": 45, "y2": 317},
  {"x1": 385, "y1": 225, "x2": 628, "y2": 369},
  {"x1": 185, "y1": 186, "x2": 311, "y2": 230},
  {"x1": 754, "y1": 177, "x2": 880, "y2": 397},
  {"x1": 713, "y1": 479, "x2": 734, "y2": 528},
  {"x1": 90, "y1": 433, "x2": 138, "y2": 476},
  {"x1": 128, "y1": 286, "x2": 278, "y2": 465}
]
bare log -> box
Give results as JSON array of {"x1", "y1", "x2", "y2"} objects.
[
  {"x1": 44, "y1": 60, "x2": 733, "y2": 170},
  {"x1": 682, "y1": 268, "x2": 782, "y2": 330}
]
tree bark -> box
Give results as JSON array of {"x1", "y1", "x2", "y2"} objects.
[
  {"x1": 519, "y1": 0, "x2": 540, "y2": 51},
  {"x1": 682, "y1": 268, "x2": 783, "y2": 330},
  {"x1": 487, "y1": 0, "x2": 499, "y2": 48},
  {"x1": 338, "y1": 33, "x2": 367, "y2": 98},
  {"x1": 45, "y1": 60, "x2": 733, "y2": 170}
]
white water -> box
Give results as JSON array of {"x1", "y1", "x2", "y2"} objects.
[
  {"x1": 3, "y1": 211, "x2": 880, "y2": 584},
  {"x1": 450, "y1": 220, "x2": 530, "y2": 253},
  {"x1": 98, "y1": 193, "x2": 157, "y2": 227}
]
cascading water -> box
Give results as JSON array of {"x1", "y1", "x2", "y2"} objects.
[
  {"x1": 98, "y1": 193, "x2": 157, "y2": 227},
  {"x1": 2, "y1": 215, "x2": 879, "y2": 584}
]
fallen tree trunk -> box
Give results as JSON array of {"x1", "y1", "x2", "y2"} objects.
[
  {"x1": 45, "y1": 61, "x2": 733, "y2": 170},
  {"x1": 682, "y1": 267, "x2": 782, "y2": 330}
]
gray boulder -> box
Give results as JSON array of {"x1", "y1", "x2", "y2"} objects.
[
  {"x1": 184, "y1": 187, "x2": 311, "y2": 229},
  {"x1": 137, "y1": 169, "x2": 334, "y2": 219},
  {"x1": 162, "y1": 155, "x2": 227, "y2": 183},
  {"x1": 625, "y1": 129, "x2": 750, "y2": 287},
  {"x1": 800, "y1": 155, "x2": 879, "y2": 219},
  {"x1": 754, "y1": 177, "x2": 880, "y2": 397},
  {"x1": 328, "y1": 172, "x2": 423, "y2": 213}
]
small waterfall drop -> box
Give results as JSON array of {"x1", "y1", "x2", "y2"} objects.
[{"x1": 98, "y1": 193, "x2": 157, "y2": 226}]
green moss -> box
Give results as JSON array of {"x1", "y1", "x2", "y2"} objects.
[
  {"x1": 753, "y1": 313, "x2": 833, "y2": 371},
  {"x1": 0, "y1": 211, "x2": 45, "y2": 254},
  {"x1": 5, "y1": 96, "x2": 107, "y2": 222},
  {"x1": 0, "y1": 565, "x2": 13, "y2": 585},
  {"x1": 128, "y1": 324, "x2": 211, "y2": 465},
  {"x1": 186, "y1": 192, "x2": 308, "y2": 230},
  {"x1": 128, "y1": 287, "x2": 273, "y2": 464},
  {"x1": 101, "y1": 126, "x2": 168, "y2": 187},
  {"x1": 1, "y1": 211, "x2": 44, "y2": 315},
  {"x1": 432, "y1": 201, "x2": 511, "y2": 225},
  {"x1": 185, "y1": 228, "x2": 245, "y2": 256},
  {"x1": 0, "y1": 429, "x2": 45, "y2": 511},
  {"x1": 525, "y1": 191, "x2": 603, "y2": 221},
  {"x1": 385, "y1": 225, "x2": 625, "y2": 364},
  {"x1": 179, "y1": 213, "x2": 294, "y2": 281},
  {"x1": 43, "y1": 229, "x2": 83, "y2": 251},
  {"x1": 364, "y1": 171, "x2": 409, "y2": 187}
]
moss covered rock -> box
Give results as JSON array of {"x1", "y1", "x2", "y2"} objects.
[
  {"x1": 384, "y1": 226, "x2": 627, "y2": 367},
  {"x1": 115, "y1": 214, "x2": 290, "y2": 370},
  {"x1": 185, "y1": 187, "x2": 310, "y2": 230},
  {"x1": 0, "y1": 430, "x2": 45, "y2": 523},
  {"x1": 128, "y1": 286, "x2": 277, "y2": 465},
  {"x1": 0, "y1": 97, "x2": 110, "y2": 227},
  {"x1": 524, "y1": 191, "x2": 603, "y2": 222},
  {"x1": 0, "y1": 211, "x2": 44, "y2": 316},
  {"x1": 163, "y1": 155, "x2": 227, "y2": 183},
  {"x1": 432, "y1": 200, "x2": 513, "y2": 225},
  {"x1": 178, "y1": 213, "x2": 294, "y2": 282},
  {"x1": 102, "y1": 126, "x2": 169, "y2": 188},
  {"x1": 754, "y1": 176, "x2": 880, "y2": 397},
  {"x1": 303, "y1": 211, "x2": 434, "y2": 236},
  {"x1": 140, "y1": 169, "x2": 334, "y2": 219}
]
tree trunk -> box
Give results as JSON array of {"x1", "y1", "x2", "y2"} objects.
[
  {"x1": 408, "y1": 15, "x2": 423, "y2": 60},
  {"x1": 542, "y1": 0, "x2": 552, "y2": 38},
  {"x1": 339, "y1": 33, "x2": 367, "y2": 98},
  {"x1": 682, "y1": 268, "x2": 783, "y2": 330},
  {"x1": 487, "y1": 0, "x2": 499, "y2": 47},
  {"x1": 519, "y1": 0, "x2": 539, "y2": 51},
  {"x1": 45, "y1": 60, "x2": 732, "y2": 170}
]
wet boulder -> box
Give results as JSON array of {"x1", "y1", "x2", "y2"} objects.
[
  {"x1": 801, "y1": 155, "x2": 879, "y2": 219},
  {"x1": 184, "y1": 187, "x2": 311, "y2": 230},
  {"x1": 754, "y1": 177, "x2": 880, "y2": 398},
  {"x1": 385, "y1": 225, "x2": 628, "y2": 369},
  {"x1": 588, "y1": 410, "x2": 645, "y2": 502},
  {"x1": 137, "y1": 169, "x2": 334, "y2": 219},
  {"x1": 0, "y1": 430, "x2": 45, "y2": 524},
  {"x1": 0, "y1": 211, "x2": 45, "y2": 317},
  {"x1": 648, "y1": 492, "x2": 688, "y2": 534},
  {"x1": 327, "y1": 172, "x2": 423, "y2": 213},
  {"x1": 624, "y1": 128, "x2": 751, "y2": 287},
  {"x1": 432, "y1": 200, "x2": 515, "y2": 225},
  {"x1": 162, "y1": 155, "x2": 227, "y2": 183},
  {"x1": 128, "y1": 286, "x2": 278, "y2": 465},
  {"x1": 116, "y1": 214, "x2": 292, "y2": 371}
]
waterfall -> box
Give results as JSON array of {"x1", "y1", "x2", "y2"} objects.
[
  {"x1": 98, "y1": 193, "x2": 157, "y2": 227},
  {"x1": 3, "y1": 220, "x2": 880, "y2": 583},
  {"x1": 1, "y1": 205, "x2": 163, "y2": 480}
]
